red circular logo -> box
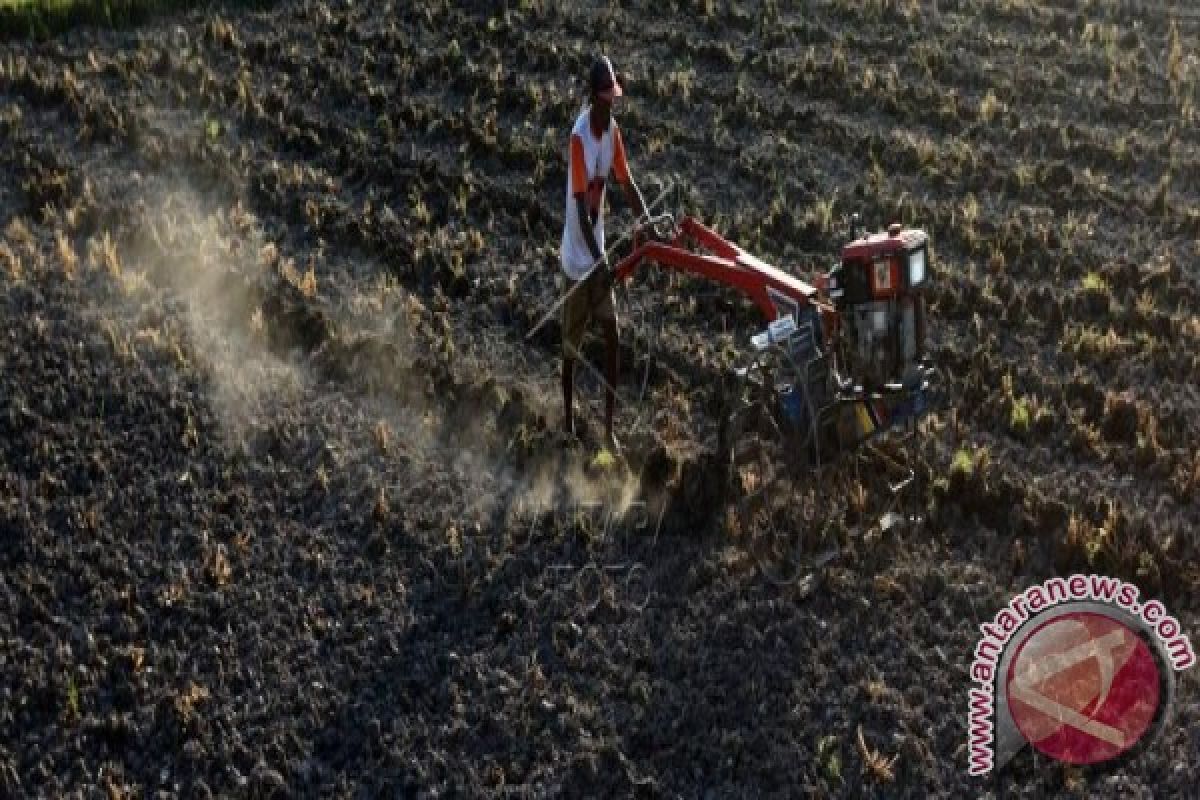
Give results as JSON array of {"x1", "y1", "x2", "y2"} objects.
[{"x1": 1004, "y1": 611, "x2": 1162, "y2": 765}]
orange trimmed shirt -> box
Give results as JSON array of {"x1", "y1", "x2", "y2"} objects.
[{"x1": 560, "y1": 107, "x2": 630, "y2": 279}]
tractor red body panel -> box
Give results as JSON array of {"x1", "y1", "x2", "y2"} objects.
[{"x1": 840, "y1": 228, "x2": 927, "y2": 262}]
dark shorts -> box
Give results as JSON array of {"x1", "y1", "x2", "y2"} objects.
[{"x1": 562, "y1": 270, "x2": 616, "y2": 359}]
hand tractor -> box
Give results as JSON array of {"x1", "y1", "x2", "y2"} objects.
[{"x1": 612, "y1": 212, "x2": 939, "y2": 579}]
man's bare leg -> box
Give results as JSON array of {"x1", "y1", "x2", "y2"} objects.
[
  {"x1": 562, "y1": 356, "x2": 576, "y2": 436},
  {"x1": 603, "y1": 319, "x2": 619, "y2": 450}
]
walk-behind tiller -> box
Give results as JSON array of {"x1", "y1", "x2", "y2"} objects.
[{"x1": 613, "y1": 213, "x2": 939, "y2": 578}]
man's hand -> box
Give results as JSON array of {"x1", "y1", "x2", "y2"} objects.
[
  {"x1": 634, "y1": 217, "x2": 660, "y2": 243},
  {"x1": 634, "y1": 213, "x2": 673, "y2": 245}
]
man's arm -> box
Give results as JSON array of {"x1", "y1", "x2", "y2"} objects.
[
  {"x1": 569, "y1": 132, "x2": 605, "y2": 269},
  {"x1": 612, "y1": 124, "x2": 646, "y2": 221},
  {"x1": 621, "y1": 178, "x2": 646, "y2": 221},
  {"x1": 575, "y1": 194, "x2": 604, "y2": 265}
]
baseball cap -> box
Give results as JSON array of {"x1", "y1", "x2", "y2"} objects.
[{"x1": 589, "y1": 56, "x2": 623, "y2": 100}]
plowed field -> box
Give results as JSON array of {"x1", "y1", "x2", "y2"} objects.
[{"x1": 1, "y1": 1, "x2": 1197, "y2": 796}]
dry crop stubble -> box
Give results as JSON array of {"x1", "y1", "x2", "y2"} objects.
[
  {"x1": 110, "y1": 185, "x2": 307, "y2": 447},
  {"x1": 3, "y1": 0, "x2": 1200, "y2": 795},
  {"x1": 87, "y1": 177, "x2": 550, "y2": 519},
  {"x1": 130, "y1": 190, "x2": 633, "y2": 534}
]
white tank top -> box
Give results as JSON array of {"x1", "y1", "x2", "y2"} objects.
[{"x1": 560, "y1": 107, "x2": 628, "y2": 279}]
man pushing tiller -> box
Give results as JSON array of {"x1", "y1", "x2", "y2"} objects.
[{"x1": 559, "y1": 55, "x2": 646, "y2": 454}]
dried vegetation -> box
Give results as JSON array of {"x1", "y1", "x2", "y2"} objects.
[{"x1": 0, "y1": 0, "x2": 1197, "y2": 796}]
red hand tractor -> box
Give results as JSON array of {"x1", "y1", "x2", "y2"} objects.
[{"x1": 613, "y1": 212, "x2": 938, "y2": 541}]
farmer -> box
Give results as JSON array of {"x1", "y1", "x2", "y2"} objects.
[{"x1": 560, "y1": 55, "x2": 647, "y2": 452}]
